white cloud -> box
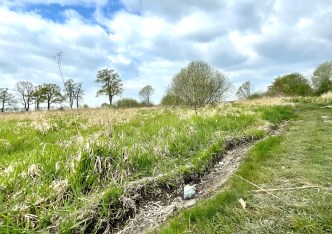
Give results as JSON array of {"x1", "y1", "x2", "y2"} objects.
[
  {"x1": 1, "y1": 0, "x2": 332, "y2": 108},
  {"x1": 0, "y1": 5, "x2": 111, "y2": 107}
]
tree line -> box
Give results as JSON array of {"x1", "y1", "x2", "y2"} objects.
[
  {"x1": 0, "y1": 80, "x2": 84, "y2": 112},
  {"x1": 235, "y1": 61, "x2": 332, "y2": 100},
  {"x1": 1, "y1": 59, "x2": 331, "y2": 112}
]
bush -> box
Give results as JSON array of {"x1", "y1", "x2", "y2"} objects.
[
  {"x1": 248, "y1": 91, "x2": 266, "y2": 100},
  {"x1": 268, "y1": 73, "x2": 312, "y2": 97},
  {"x1": 116, "y1": 98, "x2": 141, "y2": 108},
  {"x1": 101, "y1": 103, "x2": 111, "y2": 108},
  {"x1": 167, "y1": 60, "x2": 232, "y2": 112},
  {"x1": 160, "y1": 94, "x2": 182, "y2": 106}
]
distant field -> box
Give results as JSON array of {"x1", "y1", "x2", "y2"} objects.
[{"x1": 0, "y1": 100, "x2": 295, "y2": 233}]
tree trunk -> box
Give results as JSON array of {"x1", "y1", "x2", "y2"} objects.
[
  {"x1": 48, "y1": 101, "x2": 51, "y2": 110},
  {"x1": 36, "y1": 99, "x2": 40, "y2": 111},
  {"x1": 76, "y1": 97, "x2": 79, "y2": 109},
  {"x1": 109, "y1": 95, "x2": 113, "y2": 106},
  {"x1": 1, "y1": 100, "x2": 4, "y2": 112}
]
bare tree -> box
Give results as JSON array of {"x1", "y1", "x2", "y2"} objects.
[
  {"x1": 95, "y1": 68, "x2": 123, "y2": 105},
  {"x1": 0, "y1": 88, "x2": 16, "y2": 112},
  {"x1": 64, "y1": 79, "x2": 75, "y2": 109},
  {"x1": 14, "y1": 81, "x2": 35, "y2": 111},
  {"x1": 139, "y1": 85, "x2": 154, "y2": 105},
  {"x1": 236, "y1": 81, "x2": 253, "y2": 99},
  {"x1": 73, "y1": 82, "x2": 84, "y2": 108}
]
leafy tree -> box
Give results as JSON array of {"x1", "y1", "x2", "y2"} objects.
[
  {"x1": 0, "y1": 88, "x2": 16, "y2": 112},
  {"x1": 139, "y1": 85, "x2": 154, "y2": 105},
  {"x1": 269, "y1": 73, "x2": 312, "y2": 96},
  {"x1": 116, "y1": 98, "x2": 141, "y2": 108},
  {"x1": 73, "y1": 82, "x2": 84, "y2": 108},
  {"x1": 167, "y1": 60, "x2": 232, "y2": 112},
  {"x1": 43, "y1": 83, "x2": 64, "y2": 110},
  {"x1": 14, "y1": 81, "x2": 35, "y2": 111},
  {"x1": 312, "y1": 61, "x2": 332, "y2": 95},
  {"x1": 32, "y1": 85, "x2": 46, "y2": 111},
  {"x1": 95, "y1": 68, "x2": 123, "y2": 105},
  {"x1": 236, "y1": 81, "x2": 253, "y2": 99}
]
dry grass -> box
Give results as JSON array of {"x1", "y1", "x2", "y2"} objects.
[
  {"x1": 236, "y1": 97, "x2": 289, "y2": 106},
  {"x1": 320, "y1": 91, "x2": 332, "y2": 100}
]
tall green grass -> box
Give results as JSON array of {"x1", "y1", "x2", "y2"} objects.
[{"x1": 0, "y1": 104, "x2": 294, "y2": 232}]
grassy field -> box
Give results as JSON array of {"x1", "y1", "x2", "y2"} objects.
[
  {"x1": 0, "y1": 100, "x2": 295, "y2": 233},
  {"x1": 157, "y1": 103, "x2": 332, "y2": 234}
]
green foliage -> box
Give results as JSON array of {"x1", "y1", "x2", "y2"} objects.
[
  {"x1": 160, "y1": 93, "x2": 182, "y2": 106},
  {"x1": 248, "y1": 91, "x2": 266, "y2": 99},
  {"x1": 101, "y1": 103, "x2": 111, "y2": 108},
  {"x1": 95, "y1": 68, "x2": 123, "y2": 105},
  {"x1": 269, "y1": 73, "x2": 312, "y2": 96},
  {"x1": 41, "y1": 83, "x2": 64, "y2": 110},
  {"x1": 167, "y1": 60, "x2": 232, "y2": 111},
  {"x1": 312, "y1": 61, "x2": 332, "y2": 95},
  {"x1": 115, "y1": 98, "x2": 141, "y2": 108},
  {"x1": 32, "y1": 85, "x2": 47, "y2": 110}
]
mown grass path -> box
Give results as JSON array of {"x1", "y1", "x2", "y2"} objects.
[{"x1": 158, "y1": 104, "x2": 332, "y2": 233}]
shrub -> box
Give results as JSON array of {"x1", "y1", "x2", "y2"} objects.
[{"x1": 116, "y1": 98, "x2": 141, "y2": 108}]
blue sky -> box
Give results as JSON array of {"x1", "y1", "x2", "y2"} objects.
[{"x1": 0, "y1": 0, "x2": 332, "y2": 108}]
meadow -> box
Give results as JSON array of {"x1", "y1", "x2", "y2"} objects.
[{"x1": 0, "y1": 99, "x2": 295, "y2": 233}]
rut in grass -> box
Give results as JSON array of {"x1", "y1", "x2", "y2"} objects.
[{"x1": 111, "y1": 122, "x2": 288, "y2": 234}]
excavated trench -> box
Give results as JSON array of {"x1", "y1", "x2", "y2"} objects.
[{"x1": 85, "y1": 123, "x2": 287, "y2": 234}]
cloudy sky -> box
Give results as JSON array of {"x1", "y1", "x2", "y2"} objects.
[{"x1": 1, "y1": 0, "x2": 331, "y2": 107}]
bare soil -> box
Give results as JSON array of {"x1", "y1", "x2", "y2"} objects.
[{"x1": 113, "y1": 124, "x2": 287, "y2": 234}]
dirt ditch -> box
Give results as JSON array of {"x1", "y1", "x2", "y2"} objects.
[{"x1": 85, "y1": 123, "x2": 287, "y2": 234}]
